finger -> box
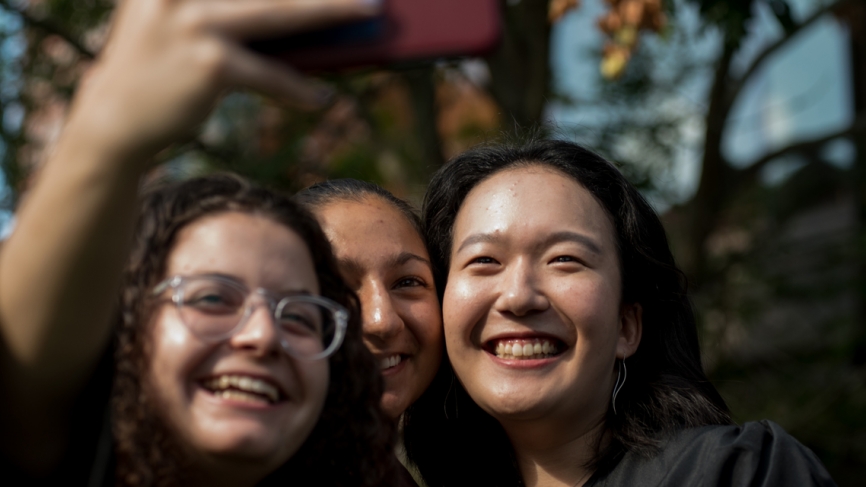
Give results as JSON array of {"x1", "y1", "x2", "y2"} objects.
[
  {"x1": 204, "y1": 0, "x2": 383, "y2": 41},
  {"x1": 222, "y1": 43, "x2": 334, "y2": 110}
]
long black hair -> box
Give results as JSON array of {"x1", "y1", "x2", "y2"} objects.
[{"x1": 403, "y1": 139, "x2": 731, "y2": 486}]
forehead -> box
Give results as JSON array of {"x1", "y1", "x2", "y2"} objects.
[
  {"x1": 316, "y1": 197, "x2": 428, "y2": 259},
  {"x1": 166, "y1": 211, "x2": 318, "y2": 292},
  {"x1": 453, "y1": 166, "x2": 616, "y2": 248}
]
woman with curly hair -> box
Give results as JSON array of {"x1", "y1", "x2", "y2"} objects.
[{"x1": 0, "y1": 0, "x2": 401, "y2": 485}]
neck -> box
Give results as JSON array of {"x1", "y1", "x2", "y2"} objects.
[
  {"x1": 187, "y1": 454, "x2": 272, "y2": 487},
  {"x1": 500, "y1": 414, "x2": 607, "y2": 487}
]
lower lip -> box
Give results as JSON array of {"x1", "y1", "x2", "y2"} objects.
[
  {"x1": 485, "y1": 350, "x2": 562, "y2": 369},
  {"x1": 197, "y1": 384, "x2": 285, "y2": 410},
  {"x1": 381, "y1": 356, "x2": 409, "y2": 377}
]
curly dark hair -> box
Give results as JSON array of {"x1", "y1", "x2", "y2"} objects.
[
  {"x1": 404, "y1": 139, "x2": 732, "y2": 486},
  {"x1": 112, "y1": 173, "x2": 400, "y2": 486}
]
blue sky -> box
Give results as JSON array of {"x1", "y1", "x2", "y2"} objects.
[{"x1": 547, "y1": 0, "x2": 853, "y2": 206}]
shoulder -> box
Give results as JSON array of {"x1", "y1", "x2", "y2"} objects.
[{"x1": 589, "y1": 421, "x2": 837, "y2": 487}]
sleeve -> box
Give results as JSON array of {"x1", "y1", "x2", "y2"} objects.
[
  {"x1": 588, "y1": 421, "x2": 838, "y2": 487},
  {"x1": 703, "y1": 420, "x2": 836, "y2": 487}
]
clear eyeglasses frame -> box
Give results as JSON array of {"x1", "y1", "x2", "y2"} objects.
[{"x1": 152, "y1": 274, "x2": 348, "y2": 360}]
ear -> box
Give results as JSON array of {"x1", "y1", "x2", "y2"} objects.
[{"x1": 617, "y1": 302, "x2": 642, "y2": 359}]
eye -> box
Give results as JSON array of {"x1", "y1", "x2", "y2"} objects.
[
  {"x1": 278, "y1": 302, "x2": 323, "y2": 336},
  {"x1": 549, "y1": 255, "x2": 586, "y2": 268},
  {"x1": 183, "y1": 287, "x2": 244, "y2": 314},
  {"x1": 394, "y1": 276, "x2": 426, "y2": 289},
  {"x1": 470, "y1": 256, "x2": 497, "y2": 265}
]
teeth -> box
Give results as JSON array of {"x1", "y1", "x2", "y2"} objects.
[
  {"x1": 380, "y1": 355, "x2": 403, "y2": 370},
  {"x1": 203, "y1": 375, "x2": 280, "y2": 403},
  {"x1": 492, "y1": 339, "x2": 560, "y2": 360}
]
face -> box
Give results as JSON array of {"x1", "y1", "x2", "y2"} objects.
[
  {"x1": 147, "y1": 212, "x2": 329, "y2": 477},
  {"x1": 444, "y1": 167, "x2": 641, "y2": 433},
  {"x1": 316, "y1": 197, "x2": 442, "y2": 417}
]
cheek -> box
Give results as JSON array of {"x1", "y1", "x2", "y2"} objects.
[
  {"x1": 405, "y1": 298, "x2": 443, "y2": 346},
  {"x1": 147, "y1": 310, "x2": 209, "y2": 402},
  {"x1": 442, "y1": 277, "x2": 485, "y2": 340},
  {"x1": 298, "y1": 360, "x2": 330, "y2": 404}
]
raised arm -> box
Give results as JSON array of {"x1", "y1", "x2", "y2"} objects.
[{"x1": 0, "y1": 0, "x2": 378, "y2": 469}]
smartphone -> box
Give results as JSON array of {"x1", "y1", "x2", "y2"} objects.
[{"x1": 251, "y1": 0, "x2": 501, "y2": 72}]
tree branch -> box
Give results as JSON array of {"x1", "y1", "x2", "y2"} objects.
[
  {"x1": 726, "y1": 0, "x2": 853, "y2": 108},
  {"x1": 736, "y1": 115, "x2": 866, "y2": 185},
  {"x1": 0, "y1": 0, "x2": 95, "y2": 59}
]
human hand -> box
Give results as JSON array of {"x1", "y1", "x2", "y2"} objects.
[{"x1": 66, "y1": 0, "x2": 380, "y2": 166}]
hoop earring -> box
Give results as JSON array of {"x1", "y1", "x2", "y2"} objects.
[
  {"x1": 612, "y1": 359, "x2": 627, "y2": 415},
  {"x1": 444, "y1": 371, "x2": 459, "y2": 420}
]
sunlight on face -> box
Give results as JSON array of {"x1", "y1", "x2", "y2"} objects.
[
  {"x1": 316, "y1": 197, "x2": 443, "y2": 417},
  {"x1": 444, "y1": 166, "x2": 640, "y2": 436},
  {"x1": 147, "y1": 212, "x2": 329, "y2": 479}
]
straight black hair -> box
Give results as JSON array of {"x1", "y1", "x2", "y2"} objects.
[{"x1": 404, "y1": 139, "x2": 732, "y2": 486}]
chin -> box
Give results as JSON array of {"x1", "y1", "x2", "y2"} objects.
[
  {"x1": 475, "y1": 390, "x2": 558, "y2": 421},
  {"x1": 381, "y1": 391, "x2": 411, "y2": 418},
  {"x1": 188, "y1": 421, "x2": 290, "y2": 462}
]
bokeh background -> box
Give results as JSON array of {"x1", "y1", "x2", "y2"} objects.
[{"x1": 0, "y1": 0, "x2": 862, "y2": 483}]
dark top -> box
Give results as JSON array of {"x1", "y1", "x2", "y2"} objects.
[
  {"x1": 586, "y1": 421, "x2": 836, "y2": 487},
  {"x1": 2, "y1": 348, "x2": 115, "y2": 487}
]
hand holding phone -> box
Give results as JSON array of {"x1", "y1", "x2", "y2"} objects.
[
  {"x1": 69, "y1": 0, "x2": 381, "y2": 165},
  {"x1": 254, "y1": 0, "x2": 501, "y2": 72}
]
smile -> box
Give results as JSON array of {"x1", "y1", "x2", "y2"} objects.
[
  {"x1": 380, "y1": 354, "x2": 404, "y2": 370},
  {"x1": 488, "y1": 338, "x2": 563, "y2": 360},
  {"x1": 201, "y1": 375, "x2": 283, "y2": 405}
]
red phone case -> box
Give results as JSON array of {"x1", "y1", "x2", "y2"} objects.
[{"x1": 267, "y1": 0, "x2": 501, "y2": 71}]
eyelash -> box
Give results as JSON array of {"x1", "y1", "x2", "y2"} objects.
[
  {"x1": 394, "y1": 277, "x2": 426, "y2": 289},
  {"x1": 551, "y1": 255, "x2": 585, "y2": 266}
]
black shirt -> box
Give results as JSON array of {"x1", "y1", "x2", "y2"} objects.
[{"x1": 587, "y1": 421, "x2": 836, "y2": 487}]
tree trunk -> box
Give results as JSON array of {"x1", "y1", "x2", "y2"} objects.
[
  {"x1": 486, "y1": 0, "x2": 551, "y2": 133},
  {"x1": 404, "y1": 66, "x2": 445, "y2": 178},
  {"x1": 848, "y1": 1, "x2": 866, "y2": 365},
  {"x1": 682, "y1": 40, "x2": 737, "y2": 286}
]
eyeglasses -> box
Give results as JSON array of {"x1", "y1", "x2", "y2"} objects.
[{"x1": 152, "y1": 274, "x2": 348, "y2": 360}]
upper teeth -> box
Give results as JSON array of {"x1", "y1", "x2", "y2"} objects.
[
  {"x1": 380, "y1": 355, "x2": 402, "y2": 370},
  {"x1": 493, "y1": 339, "x2": 559, "y2": 359},
  {"x1": 203, "y1": 375, "x2": 280, "y2": 403}
]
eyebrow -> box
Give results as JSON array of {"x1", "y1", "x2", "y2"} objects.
[
  {"x1": 539, "y1": 231, "x2": 603, "y2": 255},
  {"x1": 337, "y1": 251, "x2": 432, "y2": 276},
  {"x1": 456, "y1": 230, "x2": 603, "y2": 255},
  {"x1": 200, "y1": 273, "x2": 314, "y2": 296}
]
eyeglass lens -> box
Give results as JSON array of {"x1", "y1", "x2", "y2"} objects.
[{"x1": 177, "y1": 278, "x2": 337, "y2": 357}]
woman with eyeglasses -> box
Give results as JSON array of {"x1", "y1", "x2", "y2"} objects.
[{"x1": 0, "y1": 0, "x2": 403, "y2": 485}]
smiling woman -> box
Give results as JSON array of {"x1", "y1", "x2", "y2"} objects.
[
  {"x1": 297, "y1": 179, "x2": 444, "y2": 485},
  {"x1": 403, "y1": 139, "x2": 837, "y2": 487},
  {"x1": 296, "y1": 179, "x2": 443, "y2": 421},
  {"x1": 0, "y1": 0, "x2": 404, "y2": 485},
  {"x1": 111, "y1": 175, "x2": 396, "y2": 486}
]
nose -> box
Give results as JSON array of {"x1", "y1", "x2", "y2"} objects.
[
  {"x1": 228, "y1": 300, "x2": 282, "y2": 357},
  {"x1": 494, "y1": 259, "x2": 549, "y2": 316},
  {"x1": 359, "y1": 280, "x2": 403, "y2": 342}
]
